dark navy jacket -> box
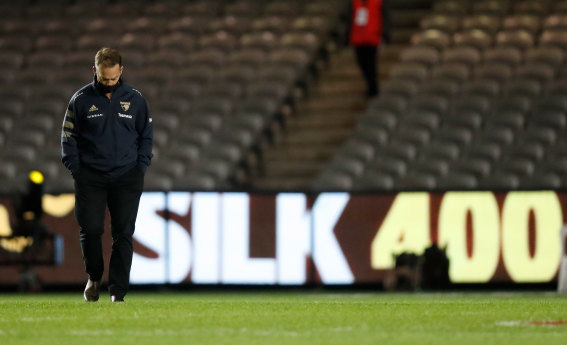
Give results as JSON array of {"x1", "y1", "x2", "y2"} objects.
[{"x1": 61, "y1": 78, "x2": 153, "y2": 178}]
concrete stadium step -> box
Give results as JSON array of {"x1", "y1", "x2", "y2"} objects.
[
  {"x1": 286, "y1": 112, "x2": 358, "y2": 130},
  {"x1": 281, "y1": 128, "x2": 353, "y2": 146},
  {"x1": 311, "y1": 81, "x2": 366, "y2": 97},
  {"x1": 300, "y1": 96, "x2": 367, "y2": 112},
  {"x1": 325, "y1": 65, "x2": 360, "y2": 79}
]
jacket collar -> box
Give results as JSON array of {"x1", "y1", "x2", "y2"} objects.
[{"x1": 91, "y1": 75, "x2": 125, "y2": 96}]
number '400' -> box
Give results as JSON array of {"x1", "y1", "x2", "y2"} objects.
[{"x1": 371, "y1": 192, "x2": 563, "y2": 283}]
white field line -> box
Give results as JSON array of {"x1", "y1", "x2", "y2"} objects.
[{"x1": 68, "y1": 326, "x2": 358, "y2": 337}]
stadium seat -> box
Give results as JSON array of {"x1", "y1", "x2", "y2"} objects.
[
  {"x1": 291, "y1": 16, "x2": 331, "y2": 40},
  {"x1": 529, "y1": 108, "x2": 567, "y2": 130},
  {"x1": 240, "y1": 32, "x2": 279, "y2": 52},
  {"x1": 450, "y1": 158, "x2": 492, "y2": 178},
  {"x1": 462, "y1": 15, "x2": 501, "y2": 34},
  {"x1": 264, "y1": 1, "x2": 301, "y2": 17},
  {"x1": 269, "y1": 49, "x2": 311, "y2": 75},
  {"x1": 515, "y1": 64, "x2": 556, "y2": 84},
  {"x1": 453, "y1": 29, "x2": 493, "y2": 51},
  {"x1": 400, "y1": 45, "x2": 441, "y2": 68},
  {"x1": 409, "y1": 159, "x2": 450, "y2": 176},
  {"x1": 351, "y1": 126, "x2": 389, "y2": 147},
  {"x1": 502, "y1": 144, "x2": 545, "y2": 162},
  {"x1": 539, "y1": 30, "x2": 567, "y2": 50},
  {"x1": 326, "y1": 157, "x2": 366, "y2": 177},
  {"x1": 513, "y1": 1, "x2": 549, "y2": 16},
  {"x1": 143, "y1": 170, "x2": 173, "y2": 192},
  {"x1": 157, "y1": 32, "x2": 197, "y2": 53},
  {"x1": 554, "y1": 1, "x2": 567, "y2": 14},
  {"x1": 484, "y1": 110, "x2": 526, "y2": 131},
  {"x1": 337, "y1": 140, "x2": 376, "y2": 163},
  {"x1": 436, "y1": 172, "x2": 478, "y2": 190},
  {"x1": 474, "y1": 127, "x2": 515, "y2": 146},
  {"x1": 357, "y1": 110, "x2": 398, "y2": 132},
  {"x1": 366, "y1": 156, "x2": 408, "y2": 177},
  {"x1": 391, "y1": 126, "x2": 432, "y2": 147},
  {"x1": 351, "y1": 171, "x2": 395, "y2": 192},
  {"x1": 228, "y1": 49, "x2": 268, "y2": 68},
  {"x1": 171, "y1": 171, "x2": 218, "y2": 191},
  {"x1": 525, "y1": 46, "x2": 565, "y2": 71},
  {"x1": 375, "y1": 142, "x2": 417, "y2": 162},
  {"x1": 181, "y1": 1, "x2": 221, "y2": 17},
  {"x1": 389, "y1": 63, "x2": 430, "y2": 84},
  {"x1": 496, "y1": 30, "x2": 535, "y2": 51},
  {"x1": 167, "y1": 16, "x2": 209, "y2": 35},
  {"x1": 311, "y1": 171, "x2": 354, "y2": 192},
  {"x1": 543, "y1": 14, "x2": 567, "y2": 31},
  {"x1": 451, "y1": 95, "x2": 492, "y2": 116},
  {"x1": 408, "y1": 94, "x2": 450, "y2": 116},
  {"x1": 433, "y1": 1, "x2": 469, "y2": 16},
  {"x1": 518, "y1": 173, "x2": 563, "y2": 189},
  {"x1": 515, "y1": 127, "x2": 557, "y2": 146},
  {"x1": 472, "y1": 1, "x2": 510, "y2": 16},
  {"x1": 397, "y1": 173, "x2": 437, "y2": 191},
  {"x1": 431, "y1": 127, "x2": 473, "y2": 146},
  {"x1": 474, "y1": 63, "x2": 514, "y2": 83},
  {"x1": 252, "y1": 16, "x2": 291, "y2": 35},
  {"x1": 420, "y1": 14, "x2": 461, "y2": 33},
  {"x1": 478, "y1": 172, "x2": 521, "y2": 190},
  {"x1": 402, "y1": 111, "x2": 441, "y2": 132},
  {"x1": 417, "y1": 142, "x2": 460, "y2": 162},
  {"x1": 418, "y1": 79, "x2": 461, "y2": 98},
  {"x1": 504, "y1": 79, "x2": 542, "y2": 98},
  {"x1": 177, "y1": 65, "x2": 216, "y2": 86},
  {"x1": 461, "y1": 143, "x2": 502, "y2": 162},
  {"x1": 199, "y1": 32, "x2": 239, "y2": 54},
  {"x1": 483, "y1": 47, "x2": 523, "y2": 67},
  {"x1": 225, "y1": 0, "x2": 262, "y2": 17},
  {"x1": 503, "y1": 15, "x2": 541, "y2": 34},
  {"x1": 462, "y1": 79, "x2": 501, "y2": 98},
  {"x1": 224, "y1": 112, "x2": 266, "y2": 135},
  {"x1": 411, "y1": 29, "x2": 452, "y2": 51},
  {"x1": 442, "y1": 46, "x2": 482, "y2": 67},
  {"x1": 35, "y1": 34, "x2": 75, "y2": 52},
  {"x1": 492, "y1": 158, "x2": 536, "y2": 176}
]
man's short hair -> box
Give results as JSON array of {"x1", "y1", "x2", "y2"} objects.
[{"x1": 95, "y1": 47, "x2": 122, "y2": 68}]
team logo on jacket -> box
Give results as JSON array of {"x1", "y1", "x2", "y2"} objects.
[
  {"x1": 89, "y1": 105, "x2": 98, "y2": 112},
  {"x1": 120, "y1": 101, "x2": 131, "y2": 111}
]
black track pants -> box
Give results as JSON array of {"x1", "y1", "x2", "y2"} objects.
[
  {"x1": 354, "y1": 45, "x2": 379, "y2": 97},
  {"x1": 74, "y1": 165, "x2": 144, "y2": 297}
]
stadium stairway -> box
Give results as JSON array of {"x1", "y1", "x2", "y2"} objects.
[{"x1": 241, "y1": 0, "x2": 434, "y2": 192}]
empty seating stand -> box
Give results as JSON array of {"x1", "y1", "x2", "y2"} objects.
[
  {"x1": 0, "y1": 0, "x2": 348, "y2": 194},
  {"x1": 313, "y1": 0, "x2": 567, "y2": 192}
]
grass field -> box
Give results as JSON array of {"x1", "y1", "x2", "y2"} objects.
[{"x1": 1, "y1": 291, "x2": 566, "y2": 345}]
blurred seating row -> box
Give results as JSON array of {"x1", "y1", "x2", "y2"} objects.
[
  {"x1": 0, "y1": 0, "x2": 348, "y2": 194},
  {"x1": 313, "y1": 0, "x2": 567, "y2": 192},
  {"x1": 431, "y1": 0, "x2": 567, "y2": 17}
]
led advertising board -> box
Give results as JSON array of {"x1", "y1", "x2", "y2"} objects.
[{"x1": 0, "y1": 191, "x2": 565, "y2": 286}]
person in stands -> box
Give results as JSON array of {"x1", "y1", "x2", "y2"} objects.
[{"x1": 349, "y1": 0, "x2": 391, "y2": 98}]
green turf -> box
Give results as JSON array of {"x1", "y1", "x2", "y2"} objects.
[{"x1": 1, "y1": 292, "x2": 566, "y2": 345}]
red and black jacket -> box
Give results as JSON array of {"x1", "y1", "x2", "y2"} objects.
[{"x1": 349, "y1": 0, "x2": 391, "y2": 46}]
